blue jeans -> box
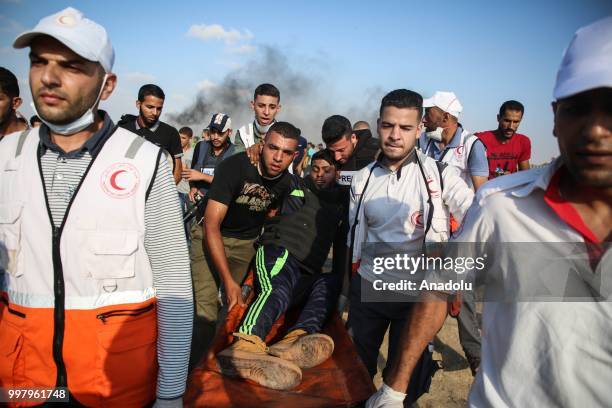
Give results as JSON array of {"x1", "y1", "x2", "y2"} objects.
[{"x1": 179, "y1": 192, "x2": 192, "y2": 247}]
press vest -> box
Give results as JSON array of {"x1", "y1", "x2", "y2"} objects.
[
  {"x1": 0, "y1": 127, "x2": 161, "y2": 407},
  {"x1": 191, "y1": 141, "x2": 235, "y2": 193},
  {"x1": 260, "y1": 186, "x2": 342, "y2": 273},
  {"x1": 419, "y1": 128, "x2": 481, "y2": 189}
]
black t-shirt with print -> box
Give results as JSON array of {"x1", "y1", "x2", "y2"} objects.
[
  {"x1": 118, "y1": 114, "x2": 182, "y2": 158},
  {"x1": 207, "y1": 152, "x2": 292, "y2": 239}
]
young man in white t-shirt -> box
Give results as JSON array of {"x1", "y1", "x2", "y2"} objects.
[{"x1": 177, "y1": 126, "x2": 194, "y2": 197}]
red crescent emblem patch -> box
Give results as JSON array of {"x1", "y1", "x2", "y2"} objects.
[
  {"x1": 110, "y1": 170, "x2": 127, "y2": 190},
  {"x1": 101, "y1": 163, "x2": 140, "y2": 198},
  {"x1": 410, "y1": 211, "x2": 424, "y2": 229},
  {"x1": 57, "y1": 14, "x2": 77, "y2": 26}
]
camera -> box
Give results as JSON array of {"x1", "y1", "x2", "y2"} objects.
[{"x1": 183, "y1": 192, "x2": 206, "y2": 224}]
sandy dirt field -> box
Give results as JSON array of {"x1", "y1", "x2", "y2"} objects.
[
  {"x1": 372, "y1": 316, "x2": 473, "y2": 407},
  {"x1": 329, "y1": 254, "x2": 475, "y2": 408}
]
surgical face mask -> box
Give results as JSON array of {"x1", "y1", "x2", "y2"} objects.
[
  {"x1": 254, "y1": 119, "x2": 274, "y2": 135},
  {"x1": 425, "y1": 127, "x2": 443, "y2": 142},
  {"x1": 32, "y1": 74, "x2": 108, "y2": 135}
]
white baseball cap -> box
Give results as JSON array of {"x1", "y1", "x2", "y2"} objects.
[
  {"x1": 13, "y1": 7, "x2": 114, "y2": 73},
  {"x1": 423, "y1": 91, "x2": 463, "y2": 117},
  {"x1": 553, "y1": 16, "x2": 612, "y2": 100}
]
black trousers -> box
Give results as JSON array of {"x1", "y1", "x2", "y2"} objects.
[{"x1": 346, "y1": 274, "x2": 436, "y2": 405}]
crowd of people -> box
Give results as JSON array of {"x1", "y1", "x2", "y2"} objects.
[{"x1": 0, "y1": 6, "x2": 610, "y2": 408}]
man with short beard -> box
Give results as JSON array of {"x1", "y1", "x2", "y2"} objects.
[
  {"x1": 370, "y1": 17, "x2": 612, "y2": 408},
  {"x1": 0, "y1": 66, "x2": 28, "y2": 139},
  {"x1": 419, "y1": 91, "x2": 489, "y2": 191},
  {"x1": 476, "y1": 100, "x2": 532, "y2": 179},
  {"x1": 0, "y1": 8, "x2": 192, "y2": 407},
  {"x1": 118, "y1": 84, "x2": 183, "y2": 184},
  {"x1": 182, "y1": 113, "x2": 235, "y2": 200},
  {"x1": 323, "y1": 115, "x2": 379, "y2": 188},
  {"x1": 193, "y1": 122, "x2": 298, "y2": 362},
  {"x1": 347, "y1": 89, "x2": 474, "y2": 406}
]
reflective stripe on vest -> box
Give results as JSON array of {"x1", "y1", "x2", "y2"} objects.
[{"x1": 0, "y1": 126, "x2": 159, "y2": 406}]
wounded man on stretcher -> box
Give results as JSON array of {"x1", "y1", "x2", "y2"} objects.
[{"x1": 216, "y1": 151, "x2": 346, "y2": 390}]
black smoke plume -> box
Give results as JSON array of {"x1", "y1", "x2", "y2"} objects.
[{"x1": 167, "y1": 45, "x2": 380, "y2": 142}]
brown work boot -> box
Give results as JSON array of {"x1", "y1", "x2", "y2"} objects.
[
  {"x1": 268, "y1": 329, "x2": 334, "y2": 369},
  {"x1": 216, "y1": 332, "x2": 302, "y2": 390}
]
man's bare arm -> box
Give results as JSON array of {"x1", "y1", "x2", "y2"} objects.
[
  {"x1": 173, "y1": 157, "x2": 183, "y2": 184},
  {"x1": 518, "y1": 160, "x2": 530, "y2": 171},
  {"x1": 182, "y1": 168, "x2": 213, "y2": 184},
  {"x1": 471, "y1": 175, "x2": 488, "y2": 191},
  {"x1": 384, "y1": 292, "x2": 448, "y2": 392},
  {"x1": 293, "y1": 148, "x2": 308, "y2": 175},
  {"x1": 203, "y1": 199, "x2": 245, "y2": 309}
]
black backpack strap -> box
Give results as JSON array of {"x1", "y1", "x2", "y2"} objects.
[
  {"x1": 433, "y1": 160, "x2": 451, "y2": 233},
  {"x1": 416, "y1": 154, "x2": 434, "y2": 237},
  {"x1": 348, "y1": 164, "x2": 378, "y2": 266},
  {"x1": 424, "y1": 138, "x2": 434, "y2": 156},
  {"x1": 435, "y1": 160, "x2": 447, "y2": 192}
]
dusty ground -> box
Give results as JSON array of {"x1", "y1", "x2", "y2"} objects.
[
  {"x1": 372, "y1": 316, "x2": 473, "y2": 407},
  {"x1": 328, "y1": 255, "x2": 474, "y2": 407}
]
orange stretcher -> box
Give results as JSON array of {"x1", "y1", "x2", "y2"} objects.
[{"x1": 184, "y1": 273, "x2": 376, "y2": 407}]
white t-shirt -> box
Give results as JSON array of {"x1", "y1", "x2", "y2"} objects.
[{"x1": 177, "y1": 147, "x2": 194, "y2": 194}]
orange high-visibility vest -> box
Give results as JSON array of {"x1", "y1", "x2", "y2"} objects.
[{"x1": 0, "y1": 127, "x2": 161, "y2": 407}]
